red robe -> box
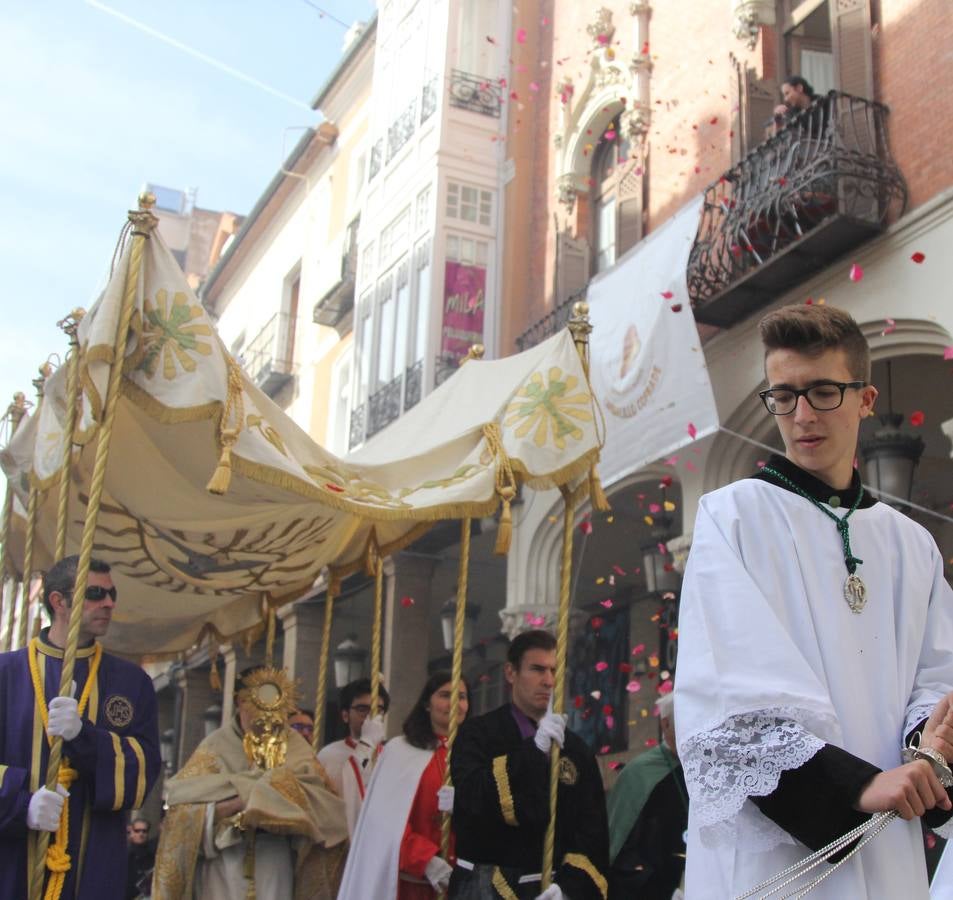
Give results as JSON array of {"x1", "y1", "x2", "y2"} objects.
[{"x1": 398, "y1": 737, "x2": 455, "y2": 900}]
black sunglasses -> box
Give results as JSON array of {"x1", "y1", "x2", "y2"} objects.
[{"x1": 67, "y1": 585, "x2": 118, "y2": 603}]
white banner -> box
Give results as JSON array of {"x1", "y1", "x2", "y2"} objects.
[{"x1": 588, "y1": 196, "x2": 719, "y2": 488}]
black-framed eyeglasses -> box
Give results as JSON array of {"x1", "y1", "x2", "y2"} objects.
[
  {"x1": 349, "y1": 704, "x2": 372, "y2": 715},
  {"x1": 759, "y1": 381, "x2": 867, "y2": 416},
  {"x1": 289, "y1": 722, "x2": 313, "y2": 734},
  {"x1": 67, "y1": 585, "x2": 118, "y2": 603}
]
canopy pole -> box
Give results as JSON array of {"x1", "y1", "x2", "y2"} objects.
[
  {"x1": 1, "y1": 395, "x2": 30, "y2": 653},
  {"x1": 541, "y1": 484, "x2": 576, "y2": 890},
  {"x1": 264, "y1": 596, "x2": 277, "y2": 668},
  {"x1": 53, "y1": 311, "x2": 85, "y2": 562},
  {"x1": 370, "y1": 552, "x2": 384, "y2": 716},
  {"x1": 311, "y1": 573, "x2": 340, "y2": 751},
  {"x1": 18, "y1": 364, "x2": 51, "y2": 650},
  {"x1": 30, "y1": 193, "x2": 157, "y2": 900},
  {"x1": 440, "y1": 517, "x2": 472, "y2": 863}
]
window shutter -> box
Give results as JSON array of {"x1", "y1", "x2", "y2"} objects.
[
  {"x1": 617, "y1": 166, "x2": 643, "y2": 257},
  {"x1": 830, "y1": 0, "x2": 873, "y2": 98},
  {"x1": 556, "y1": 232, "x2": 590, "y2": 305},
  {"x1": 744, "y1": 72, "x2": 779, "y2": 153}
]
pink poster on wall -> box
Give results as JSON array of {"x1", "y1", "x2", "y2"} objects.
[{"x1": 441, "y1": 261, "x2": 486, "y2": 361}]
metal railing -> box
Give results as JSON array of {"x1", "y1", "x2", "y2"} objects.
[
  {"x1": 515, "y1": 289, "x2": 584, "y2": 352},
  {"x1": 367, "y1": 373, "x2": 403, "y2": 438},
  {"x1": 349, "y1": 358, "x2": 425, "y2": 448},
  {"x1": 687, "y1": 92, "x2": 906, "y2": 325},
  {"x1": 243, "y1": 312, "x2": 294, "y2": 394},
  {"x1": 404, "y1": 359, "x2": 423, "y2": 410},
  {"x1": 449, "y1": 69, "x2": 502, "y2": 118},
  {"x1": 387, "y1": 99, "x2": 417, "y2": 162},
  {"x1": 313, "y1": 217, "x2": 359, "y2": 328},
  {"x1": 368, "y1": 139, "x2": 383, "y2": 181},
  {"x1": 348, "y1": 403, "x2": 366, "y2": 451},
  {"x1": 421, "y1": 75, "x2": 438, "y2": 125}
]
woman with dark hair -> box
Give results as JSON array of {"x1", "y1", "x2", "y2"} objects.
[{"x1": 338, "y1": 671, "x2": 471, "y2": 900}]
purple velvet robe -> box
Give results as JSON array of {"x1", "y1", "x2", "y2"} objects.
[{"x1": 0, "y1": 630, "x2": 161, "y2": 899}]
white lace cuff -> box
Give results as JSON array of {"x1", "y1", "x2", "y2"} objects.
[
  {"x1": 681, "y1": 708, "x2": 830, "y2": 847},
  {"x1": 904, "y1": 703, "x2": 935, "y2": 742}
]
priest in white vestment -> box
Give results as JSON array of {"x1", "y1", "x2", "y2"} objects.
[{"x1": 675, "y1": 305, "x2": 953, "y2": 899}]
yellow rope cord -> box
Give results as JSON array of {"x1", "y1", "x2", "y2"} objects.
[
  {"x1": 312, "y1": 575, "x2": 339, "y2": 751},
  {"x1": 17, "y1": 485, "x2": 39, "y2": 650},
  {"x1": 31, "y1": 201, "x2": 155, "y2": 900},
  {"x1": 541, "y1": 485, "x2": 576, "y2": 890},
  {"x1": 54, "y1": 330, "x2": 83, "y2": 562},
  {"x1": 482, "y1": 424, "x2": 518, "y2": 555},
  {"x1": 206, "y1": 356, "x2": 246, "y2": 495},
  {"x1": 0, "y1": 485, "x2": 14, "y2": 653},
  {"x1": 370, "y1": 555, "x2": 383, "y2": 717},
  {"x1": 28, "y1": 639, "x2": 103, "y2": 900},
  {"x1": 440, "y1": 517, "x2": 471, "y2": 864}
]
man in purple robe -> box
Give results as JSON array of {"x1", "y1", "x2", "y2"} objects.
[{"x1": 0, "y1": 555, "x2": 161, "y2": 898}]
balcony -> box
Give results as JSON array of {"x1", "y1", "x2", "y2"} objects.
[
  {"x1": 514, "y1": 289, "x2": 583, "y2": 352},
  {"x1": 387, "y1": 99, "x2": 417, "y2": 163},
  {"x1": 313, "y1": 217, "x2": 359, "y2": 333},
  {"x1": 369, "y1": 139, "x2": 383, "y2": 181},
  {"x1": 349, "y1": 359, "x2": 425, "y2": 449},
  {"x1": 243, "y1": 312, "x2": 295, "y2": 396},
  {"x1": 687, "y1": 92, "x2": 907, "y2": 327},
  {"x1": 421, "y1": 75, "x2": 438, "y2": 126},
  {"x1": 448, "y1": 69, "x2": 502, "y2": 118}
]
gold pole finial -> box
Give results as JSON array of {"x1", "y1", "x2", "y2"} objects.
[
  {"x1": 138, "y1": 190, "x2": 157, "y2": 210},
  {"x1": 459, "y1": 344, "x2": 486, "y2": 367}
]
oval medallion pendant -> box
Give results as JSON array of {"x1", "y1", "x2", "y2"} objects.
[{"x1": 844, "y1": 574, "x2": 867, "y2": 613}]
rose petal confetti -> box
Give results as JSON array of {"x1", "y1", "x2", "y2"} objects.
[
  {"x1": 516, "y1": 27, "x2": 527, "y2": 43},
  {"x1": 849, "y1": 263, "x2": 864, "y2": 282},
  {"x1": 529, "y1": 81, "x2": 540, "y2": 93},
  {"x1": 943, "y1": 346, "x2": 953, "y2": 361},
  {"x1": 591, "y1": 616, "x2": 604, "y2": 630},
  {"x1": 574, "y1": 695, "x2": 584, "y2": 708},
  {"x1": 649, "y1": 655, "x2": 660, "y2": 667},
  {"x1": 661, "y1": 290, "x2": 674, "y2": 299},
  {"x1": 612, "y1": 564, "x2": 626, "y2": 576},
  {"x1": 881, "y1": 318, "x2": 896, "y2": 336},
  {"x1": 626, "y1": 680, "x2": 642, "y2": 693},
  {"x1": 909, "y1": 410, "x2": 925, "y2": 426},
  {"x1": 579, "y1": 520, "x2": 593, "y2": 535},
  {"x1": 599, "y1": 744, "x2": 611, "y2": 754},
  {"x1": 687, "y1": 422, "x2": 698, "y2": 439},
  {"x1": 608, "y1": 574, "x2": 615, "y2": 586},
  {"x1": 609, "y1": 760, "x2": 623, "y2": 771},
  {"x1": 645, "y1": 738, "x2": 659, "y2": 748},
  {"x1": 400, "y1": 596, "x2": 415, "y2": 607},
  {"x1": 657, "y1": 542, "x2": 667, "y2": 554},
  {"x1": 595, "y1": 661, "x2": 609, "y2": 672},
  {"x1": 605, "y1": 715, "x2": 615, "y2": 728},
  {"x1": 632, "y1": 644, "x2": 646, "y2": 655},
  {"x1": 670, "y1": 303, "x2": 683, "y2": 312},
  {"x1": 649, "y1": 502, "x2": 661, "y2": 514},
  {"x1": 600, "y1": 598, "x2": 613, "y2": 608},
  {"x1": 618, "y1": 662, "x2": 632, "y2": 673},
  {"x1": 911, "y1": 252, "x2": 925, "y2": 264},
  {"x1": 591, "y1": 690, "x2": 602, "y2": 700}
]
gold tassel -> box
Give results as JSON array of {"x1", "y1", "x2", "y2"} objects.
[
  {"x1": 209, "y1": 646, "x2": 221, "y2": 692},
  {"x1": 589, "y1": 464, "x2": 611, "y2": 513},
  {"x1": 494, "y1": 486, "x2": 516, "y2": 556},
  {"x1": 206, "y1": 437, "x2": 234, "y2": 495}
]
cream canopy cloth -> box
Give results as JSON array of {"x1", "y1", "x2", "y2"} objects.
[{"x1": 1, "y1": 227, "x2": 602, "y2": 658}]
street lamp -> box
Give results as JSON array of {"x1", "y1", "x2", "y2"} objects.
[
  {"x1": 334, "y1": 635, "x2": 366, "y2": 689},
  {"x1": 440, "y1": 598, "x2": 482, "y2": 652},
  {"x1": 860, "y1": 361, "x2": 924, "y2": 509}
]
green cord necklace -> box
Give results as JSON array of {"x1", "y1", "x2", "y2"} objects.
[{"x1": 762, "y1": 466, "x2": 868, "y2": 614}]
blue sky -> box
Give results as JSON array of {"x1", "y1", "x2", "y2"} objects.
[{"x1": 0, "y1": 0, "x2": 374, "y2": 421}]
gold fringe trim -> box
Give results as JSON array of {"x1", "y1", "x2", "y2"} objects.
[
  {"x1": 491, "y1": 868, "x2": 520, "y2": 900},
  {"x1": 482, "y1": 423, "x2": 518, "y2": 556},
  {"x1": 562, "y1": 852, "x2": 608, "y2": 899},
  {"x1": 492, "y1": 755, "x2": 519, "y2": 827},
  {"x1": 588, "y1": 463, "x2": 611, "y2": 512}
]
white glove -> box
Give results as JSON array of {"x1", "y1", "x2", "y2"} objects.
[
  {"x1": 27, "y1": 785, "x2": 68, "y2": 832},
  {"x1": 359, "y1": 714, "x2": 386, "y2": 748},
  {"x1": 534, "y1": 698, "x2": 567, "y2": 754},
  {"x1": 535, "y1": 884, "x2": 565, "y2": 900},
  {"x1": 47, "y1": 696, "x2": 82, "y2": 742},
  {"x1": 424, "y1": 855, "x2": 453, "y2": 891},
  {"x1": 437, "y1": 785, "x2": 454, "y2": 812}
]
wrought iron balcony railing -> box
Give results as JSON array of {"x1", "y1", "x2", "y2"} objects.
[
  {"x1": 514, "y1": 289, "x2": 584, "y2": 352},
  {"x1": 367, "y1": 373, "x2": 404, "y2": 438},
  {"x1": 313, "y1": 217, "x2": 359, "y2": 332},
  {"x1": 404, "y1": 359, "x2": 424, "y2": 410},
  {"x1": 687, "y1": 92, "x2": 906, "y2": 327},
  {"x1": 421, "y1": 75, "x2": 438, "y2": 125},
  {"x1": 387, "y1": 100, "x2": 417, "y2": 162},
  {"x1": 242, "y1": 312, "x2": 295, "y2": 396},
  {"x1": 348, "y1": 359, "x2": 425, "y2": 450},
  {"x1": 368, "y1": 139, "x2": 383, "y2": 181},
  {"x1": 349, "y1": 402, "x2": 366, "y2": 451},
  {"x1": 449, "y1": 69, "x2": 502, "y2": 118}
]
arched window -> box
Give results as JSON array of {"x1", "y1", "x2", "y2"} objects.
[{"x1": 591, "y1": 117, "x2": 639, "y2": 274}]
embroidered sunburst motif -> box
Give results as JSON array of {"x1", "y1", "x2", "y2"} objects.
[
  {"x1": 504, "y1": 367, "x2": 593, "y2": 449},
  {"x1": 138, "y1": 290, "x2": 213, "y2": 380}
]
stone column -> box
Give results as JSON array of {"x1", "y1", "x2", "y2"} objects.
[
  {"x1": 382, "y1": 554, "x2": 437, "y2": 736},
  {"x1": 176, "y1": 665, "x2": 217, "y2": 765},
  {"x1": 279, "y1": 599, "x2": 328, "y2": 719}
]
